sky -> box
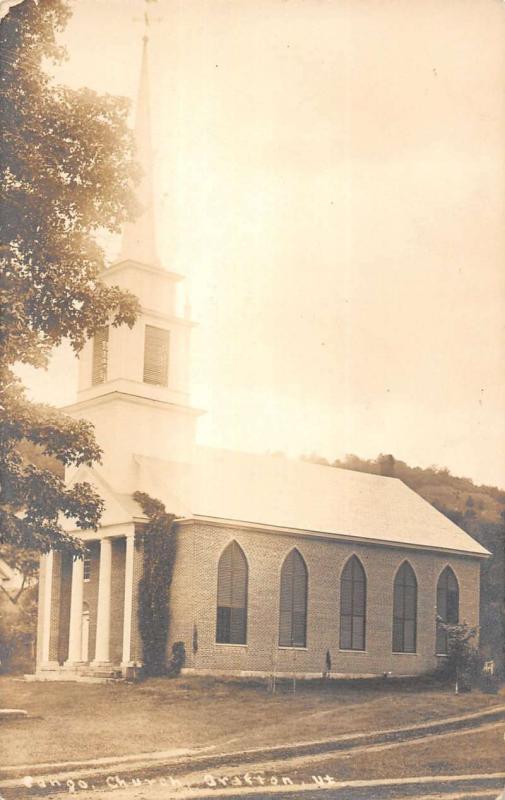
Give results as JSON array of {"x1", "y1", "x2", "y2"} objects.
[{"x1": 19, "y1": 0, "x2": 505, "y2": 488}]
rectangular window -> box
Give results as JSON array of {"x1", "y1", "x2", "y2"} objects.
[
  {"x1": 143, "y1": 325, "x2": 169, "y2": 386},
  {"x1": 92, "y1": 326, "x2": 109, "y2": 385},
  {"x1": 83, "y1": 550, "x2": 91, "y2": 582}
]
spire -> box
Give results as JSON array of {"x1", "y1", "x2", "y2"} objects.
[{"x1": 119, "y1": 23, "x2": 159, "y2": 266}]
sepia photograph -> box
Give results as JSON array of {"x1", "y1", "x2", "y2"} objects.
[{"x1": 1, "y1": 0, "x2": 504, "y2": 798}]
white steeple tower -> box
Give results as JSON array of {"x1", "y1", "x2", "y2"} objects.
[
  {"x1": 65, "y1": 23, "x2": 199, "y2": 492},
  {"x1": 119, "y1": 29, "x2": 159, "y2": 267}
]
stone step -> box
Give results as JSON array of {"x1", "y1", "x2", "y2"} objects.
[
  {"x1": 0, "y1": 709, "x2": 28, "y2": 720},
  {"x1": 28, "y1": 664, "x2": 124, "y2": 682},
  {"x1": 76, "y1": 666, "x2": 123, "y2": 679}
]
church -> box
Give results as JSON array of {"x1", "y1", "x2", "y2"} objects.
[{"x1": 35, "y1": 32, "x2": 489, "y2": 681}]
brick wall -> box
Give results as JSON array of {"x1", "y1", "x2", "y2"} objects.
[
  {"x1": 167, "y1": 525, "x2": 196, "y2": 665},
  {"x1": 57, "y1": 552, "x2": 72, "y2": 664},
  {"x1": 110, "y1": 537, "x2": 126, "y2": 663},
  {"x1": 48, "y1": 552, "x2": 62, "y2": 662},
  {"x1": 130, "y1": 531, "x2": 144, "y2": 663},
  {"x1": 166, "y1": 521, "x2": 482, "y2": 677},
  {"x1": 83, "y1": 541, "x2": 100, "y2": 662}
]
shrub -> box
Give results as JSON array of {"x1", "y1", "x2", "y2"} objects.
[
  {"x1": 166, "y1": 642, "x2": 186, "y2": 677},
  {"x1": 440, "y1": 622, "x2": 483, "y2": 692}
]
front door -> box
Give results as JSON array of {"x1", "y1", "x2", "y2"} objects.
[{"x1": 81, "y1": 608, "x2": 90, "y2": 662}]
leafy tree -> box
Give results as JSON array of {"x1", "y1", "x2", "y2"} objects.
[
  {"x1": 0, "y1": 581, "x2": 38, "y2": 673},
  {"x1": 0, "y1": 0, "x2": 140, "y2": 559},
  {"x1": 0, "y1": 544, "x2": 38, "y2": 605},
  {"x1": 1, "y1": 442, "x2": 62, "y2": 605}
]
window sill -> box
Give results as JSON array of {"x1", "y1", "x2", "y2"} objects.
[
  {"x1": 436, "y1": 653, "x2": 449, "y2": 658},
  {"x1": 278, "y1": 646, "x2": 308, "y2": 651},
  {"x1": 214, "y1": 642, "x2": 248, "y2": 648},
  {"x1": 392, "y1": 651, "x2": 418, "y2": 656},
  {"x1": 339, "y1": 648, "x2": 367, "y2": 654}
]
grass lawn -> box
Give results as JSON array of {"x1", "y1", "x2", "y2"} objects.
[
  {"x1": 249, "y1": 724, "x2": 505, "y2": 785},
  {"x1": 329, "y1": 724, "x2": 505, "y2": 781},
  {"x1": 1, "y1": 675, "x2": 504, "y2": 768}
]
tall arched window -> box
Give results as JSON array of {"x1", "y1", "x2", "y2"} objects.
[
  {"x1": 436, "y1": 567, "x2": 459, "y2": 655},
  {"x1": 340, "y1": 556, "x2": 367, "y2": 651},
  {"x1": 392, "y1": 562, "x2": 417, "y2": 653},
  {"x1": 216, "y1": 541, "x2": 248, "y2": 644},
  {"x1": 279, "y1": 549, "x2": 308, "y2": 647}
]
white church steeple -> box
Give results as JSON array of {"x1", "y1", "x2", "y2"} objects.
[
  {"x1": 119, "y1": 28, "x2": 159, "y2": 267},
  {"x1": 65, "y1": 22, "x2": 200, "y2": 491}
]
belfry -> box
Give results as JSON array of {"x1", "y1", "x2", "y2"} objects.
[
  {"x1": 37, "y1": 29, "x2": 199, "y2": 677},
  {"x1": 67, "y1": 29, "x2": 199, "y2": 491},
  {"x1": 36, "y1": 25, "x2": 488, "y2": 682}
]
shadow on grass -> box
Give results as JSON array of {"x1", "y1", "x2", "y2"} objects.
[{"x1": 139, "y1": 671, "x2": 460, "y2": 697}]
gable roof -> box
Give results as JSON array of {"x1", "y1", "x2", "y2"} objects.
[
  {"x1": 62, "y1": 464, "x2": 142, "y2": 531},
  {"x1": 134, "y1": 448, "x2": 489, "y2": 558}
]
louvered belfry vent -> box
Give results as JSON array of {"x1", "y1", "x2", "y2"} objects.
[
  {"x1": 216, "y1": 541, "x2": 248, "y2": 644},
  {"x1": 92, "y1": 326, "x2": 109, "y2": 385},
  {"x1": 143, "y1": 325, "x2": 170, "y2": 386},
  {"x1": 279, "y1": 548, "x2": 308, "y2": 648}
]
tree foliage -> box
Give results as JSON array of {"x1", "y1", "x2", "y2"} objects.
[
  {"x1": 1, "y1": 444, "x2": 62, "y2": 605},
  {"x1": 0, "y1": 581, "x2": 38, "y2": 673},
  {"x1": 0, "y1": 0, "x2": 140, "y2": 558}
]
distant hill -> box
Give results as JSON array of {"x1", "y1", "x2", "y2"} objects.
[
  {"x1": 303, "y1": 452, "x2": 505, "y2": 673},
  {"x1": 303, "y1": 452, "x2": 505, "y2": 522}
]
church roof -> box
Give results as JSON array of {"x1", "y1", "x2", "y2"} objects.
[{"x1": 134, "y1": 448, "x2": 489, "y2": 558}]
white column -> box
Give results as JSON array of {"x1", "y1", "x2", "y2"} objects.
[
  {"x1": 121, "y1": 534, "x2": 135, "y2": 668},
  {"x1": 92, "y1": 537, "x2": 112, "y2": 665},
  {"x1": 41, "y1": 551, "x2": 54, "y2": 667},
  {"x1": 66, "y1": 556, "x2": 84, "y2": 665}
]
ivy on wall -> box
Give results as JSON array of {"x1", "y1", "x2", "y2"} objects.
[{"x1": 133, "y1": 492, "x2": 177, "y2": 676}]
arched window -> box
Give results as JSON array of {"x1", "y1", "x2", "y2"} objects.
[
  {"x1": 216, "y1": 541, "x2": 248, "y2": 644},
  {"x1": 392, "y1": 562, "x2": 417, "y2": 653},
  {"x1": 279, "y1": 549, "x2": 308, "y2": 647},
  {"x1": 436, "y1": 567, "x2": 459, "y2": 655},
  {"x1": 340, "y1": 556, "x2": 366, "y2": 651}
]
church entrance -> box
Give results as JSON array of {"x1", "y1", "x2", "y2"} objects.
[{"x1": 81, "y1": 605, "x2": 90, "y2": 662}]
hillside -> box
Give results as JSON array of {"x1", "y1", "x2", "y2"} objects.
[{"x1": 303, "y1": 452, "x2": 505, "y2": 523}]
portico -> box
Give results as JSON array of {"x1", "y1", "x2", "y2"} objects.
[{"x1": 38, "y1": 527, "x2": 141, "y2": 678}]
